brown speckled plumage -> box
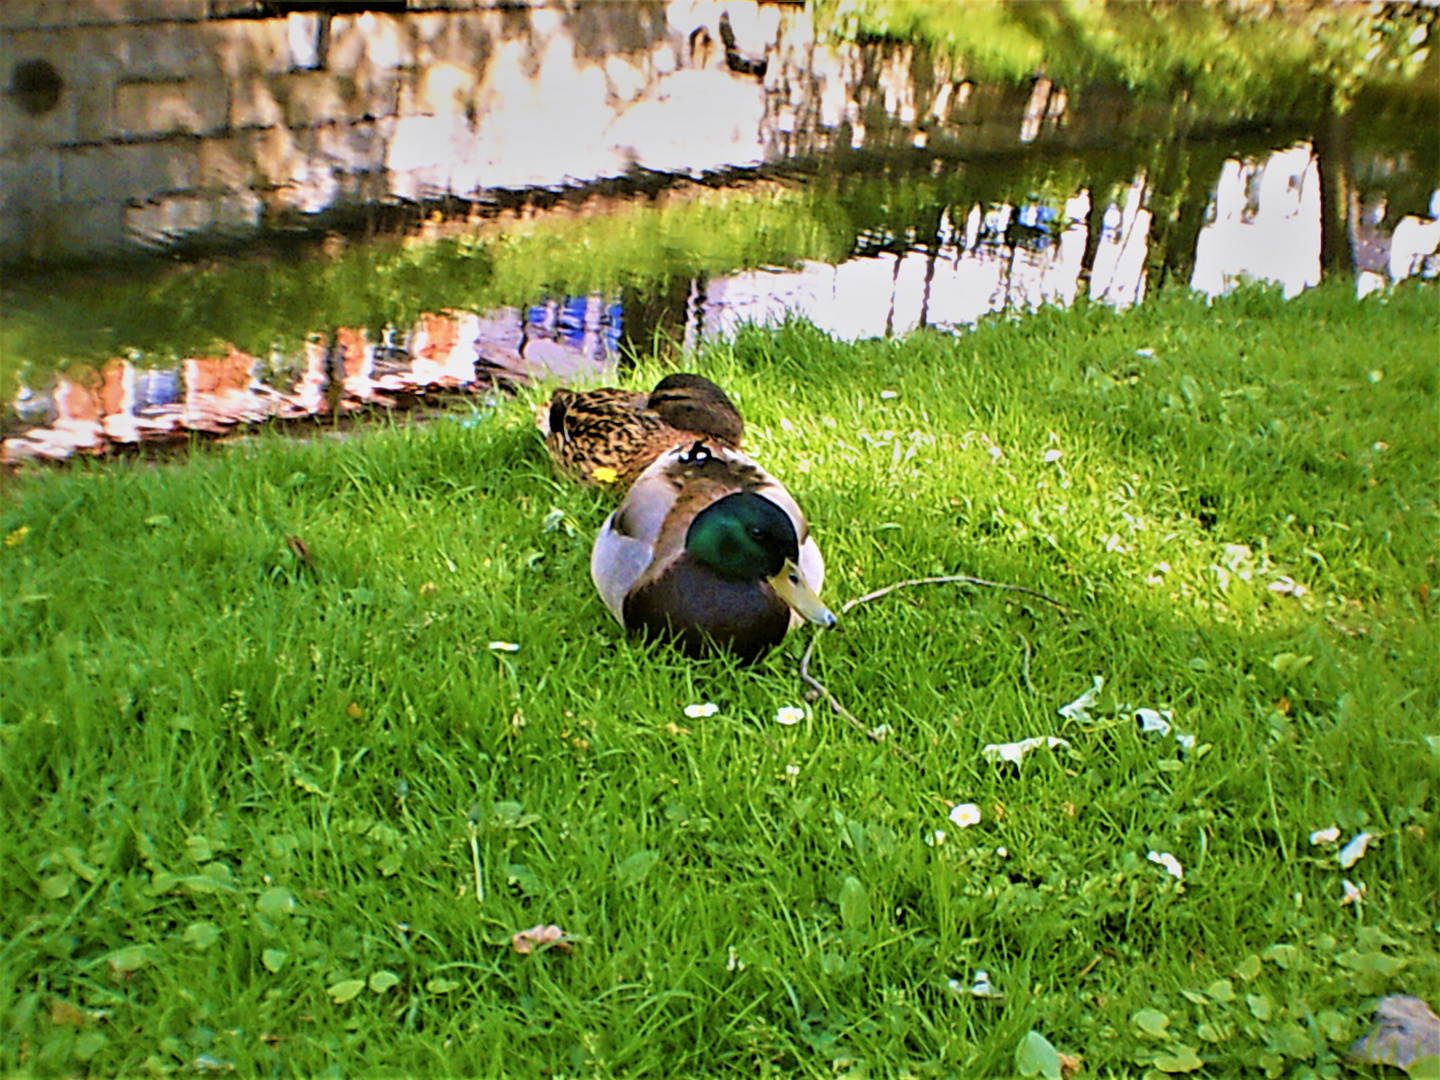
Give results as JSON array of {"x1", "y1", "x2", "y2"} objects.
[{"x1": 537, "y1": 373, "x2": 743, "y2": 488}]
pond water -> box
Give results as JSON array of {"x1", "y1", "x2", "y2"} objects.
[{"x1": 2, "y1": 2, "x2": 1436, "y2": 465}]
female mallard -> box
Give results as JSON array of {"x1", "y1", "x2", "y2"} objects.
[
  {"x1": 538, "y1": 373, "x2": 744, "y2": 488},
  {"x1": 592, "y1": 439, "x2": 836, "y2": 662}
]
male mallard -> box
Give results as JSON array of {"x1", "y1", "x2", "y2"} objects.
[
  {"x1": 592, "y1": 438, "x2": 836, "y2": 662},
  {"x1": 538, "y1": 373, "x2": 744, "y2": 488}
]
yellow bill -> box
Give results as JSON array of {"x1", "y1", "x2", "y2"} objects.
[{"x1": 770, "y1": 559, "x2": 837, "y2": 628}]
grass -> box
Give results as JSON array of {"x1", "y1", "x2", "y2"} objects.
[{"x1": 1, "y1": 279, "x2": 1437, "y2": 1077}]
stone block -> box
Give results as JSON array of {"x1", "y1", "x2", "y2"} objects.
[
  {"x1": 315, "y1": 119, "x2": 386, "y2": 175},
  {"x1": 48, "y1": 199, "x2": 129, "y2": 259},
  {"x1": 251, "y1": 123, "x2": 301, "y2": 186},
  {"x1": 0, "y1": 0, "x2": 202, "y2": 31},
  {"x1": 125, "y1": 194, "x2": 217, "y2": 246},
  {"x1": 197, "y1": 135, "x2": 256, "y2": 191},
  {"x1": 114, "y1": 75, "x2": 228, "y2": 138},
  {"x1": 0, "y1": 150, "x2": 61, "y2": 212},
  {"x1": 329, "y1": 13, "x2": 412, "y2": 75},
  {"x1": 60, "y1": 141, "x2": 199, "y2": 204},
  {"x1": 229, "y1": 75, "x2": 283, "y2": 128},
  {"x1": 278, "y1": 71, "x2": 355, "y2": 129},
  {"x1": 212, "y1": 19, "x2": 291, "y2": 80},
  {"x1": 103, "y1": 24, "x2": 212, "y2": 81}
]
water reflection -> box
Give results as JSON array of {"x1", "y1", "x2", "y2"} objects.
[
  {"x1": 1, "y1": 301, "x2": 620, "y2": 463},
  {"x1": 3, "y1": 140, "x2": 1437, "y2": 466}
]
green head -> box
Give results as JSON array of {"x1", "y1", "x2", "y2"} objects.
[{"x1": 685, "y1": 492, "x2": 837, "y2": 627}]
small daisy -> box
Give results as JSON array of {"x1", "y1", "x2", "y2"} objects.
[
  {"x1": 1147, "y1": 850, "x2": 1184, "y2": 882},
  {"x1": 487, "y1": 641, "x2": 520, "y2": 653},
  {"x1": 684, "y1": 702, "x2": 720, "y2": 719},
  {"x1": 948, "y1": 803, "x2": 982, "y2": 828},
  {"x1": 1337, "y1": 832, "x2": 1375, "y2": 869},
  {"x1": 775, "y1": 706, "x2": 805, "y2": 726}
]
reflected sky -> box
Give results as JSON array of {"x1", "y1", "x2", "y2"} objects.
[{"x1": 4, "y1": 143, "x2": 1437, "y2": 465}]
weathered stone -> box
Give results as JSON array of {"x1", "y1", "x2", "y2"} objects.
[
  {"x1": 277, "y1": 71, "x2": 355, "y2": 129},
  {"x1": 211, "y1": 19, "x2": 291, "y2": 80},
  {"x1": 230, "y1": 76, "x2": 283, "y2": 129},
  {"x1": 0, "y1": 151, "x2": 61, "y2": 217},
  {"x1": 114, "y1": 75, "x2": 227, "y2": 138},
  {"x1": 60, "y1": 142, "x2": 198, "y2": 204},
  {"x1": 198, "y1": 135, "x2": 256, "y2": 191},
  {"x1": 0, "y1": 0, "x2": 202, "y2": 31}
]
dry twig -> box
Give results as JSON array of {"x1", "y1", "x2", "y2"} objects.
[{"x1": 799, "y1": 574, "x2": 1070, "y2": 763}]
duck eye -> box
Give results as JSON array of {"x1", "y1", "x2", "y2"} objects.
[
  {"x1": 748, "y1": 526, "x2": 765, "y2": 540},
  {"x1": 789, "y1": 573, "x2": 800, "y2": 584}
]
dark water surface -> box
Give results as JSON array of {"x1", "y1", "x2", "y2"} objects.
[{"x1": 2, "y1": 4, "x2": 1436, "y2": 465}]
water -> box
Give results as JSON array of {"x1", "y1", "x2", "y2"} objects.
[{"x1": 2, "y1": 5, "x2": 1436, "y2": 465}]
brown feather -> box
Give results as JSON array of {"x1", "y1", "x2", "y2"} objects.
[{"x1": 539, "y1": 375, "x2": 743, "y2": 488}]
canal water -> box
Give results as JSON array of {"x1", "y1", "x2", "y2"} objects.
[{"x1": 2, "y1": 2, "x2": 1436, "y2": 465}]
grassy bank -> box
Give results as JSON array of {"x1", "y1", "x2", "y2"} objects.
[{"x1": 1, "y1": 280, "x2": 1436, "y2": 1077}]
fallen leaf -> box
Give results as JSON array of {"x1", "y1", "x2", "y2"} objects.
[
  {"x1": 1058, "y1": 676, "x2": 1104, "y2": 721},
  {"x1": 981, "y1": 735, "x2": 1071, "y2": 766},
  {"x1": 1016, "y1": 1030, "x2": 1063, "y2": 1079},
  {"x1": 1337, "y1": 831, "x2": 1376, "y2": 869},
  {"x1": 1349, "y1": 996, "x2": 1440, "y2": 1073},
  {"x1": 512, "y1": 924, "x2": 571, "y2": 955}
]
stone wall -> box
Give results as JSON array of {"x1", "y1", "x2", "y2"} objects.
[{"x1": 1, "y1": 0, "x2": 1160, "y2": 263}]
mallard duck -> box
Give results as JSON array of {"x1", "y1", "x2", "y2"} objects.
[
  {"x1": 592, "y1": 438, "x2": 835, "y2": 662},
  {"x1": 538, "y1": 373, "x2": 744, "y2": 488}
]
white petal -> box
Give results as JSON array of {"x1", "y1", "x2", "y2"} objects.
[
  {"x1": 1337, "y1": 832, "x2": 1375, "y2": 869},
  {"x1": 683, "y1": 702, "x2": 720, "y2": 718},
  {"x1": 1059, "y1": 676, "x2": 1104, "y2": 721},
  {"x1": 1147, "y1": 850, "x2": 1184, "y2": 881},
  {"x1": 981, "y1": 736, "x2": 1071, "y2": 765},
  {"x1": 487, "y1": 641, "x2": 520, "y2": 652},
  {"x1": 879, "y1": 390, "x2": 898, "y2": 400},
  {"x1": 1340, "y1": 879, "x2": 1366, "y2": 906},
  {"x1": 1135, "y1": 708, "x2": 1173, "y2": 737},
  {"x1": 1309, "y1": 825, "x2": 1341, "y2": 846},
  {"x1": 926, "y1": 830, "x2": 946, "y2": 847},
  {"x1": 948, "y1": 803, "x2": 981, "y2": 828},
  {"x1": 1044, "y1": 448, "x2": 1063, "y2": 463}
]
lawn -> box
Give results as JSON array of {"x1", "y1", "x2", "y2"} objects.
[{"x1": 1, "y1": 280, "x2": 1436, "y2": 1078}]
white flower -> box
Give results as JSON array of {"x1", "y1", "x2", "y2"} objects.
[
  {"x1": 1340, "y1": 879, "x2": 1366, "y2": 907},
  {"x1": 487, "y1": 641, "x2": 520, "y2": 652},
  {"x1": 1059, "y1": 676, "x2": 1104, "y2": 721},
  {"x1": 1267, "y1": 576, "x2": 1307, "y2": 597},
  {"x1": 775, "y1": 706, "x2": 805, "y2": 726},
  {"x1": 926, "y1": 830, "x2": 947, "y2": 847},
  {"x1": 1337, "y1": 831, "x2": 1375, "y2": 869},
  {"x1": 867, "y1": 724, "x2": 892, "y2": 741},
  {"x1": 684, "y1": 702, "x2": 720, "y2": 719},
  {"x1": 948, "y1": 803, "x2": 982, "y2": 828},
  {"x1": 879, "y1": 390, "x2": 898, "y2": 400},
  {"x1": 1136, "y1": 348, "x2": 1156, "y2": 358},
  {"x1": 784, "y1": 764, "x2": 800, "y2": 779},
  {"x1": 1223, "y1": 544, "x2": 1252, "y2": 570},
  {"x1": 1135, "y1": 708, "x2": 1173, "y2": 737},
  {"x1": 1148, "y1": 850, "x2": 1184, "y2": 882},
  {"x1": 1043, "y1": 448, "x2": 1063, "y2": 463},
  {"x1": 1176, "y1": 733, "x2": 1197, "y2": 756},
  {"x1": 995, "y1": 846, "x2": 1009, "y2": 858},
  {"x1": 970, "y1": 969, "x2": 1003, "y2": 998},
  {"x1": 1309, "y1": 825, "x2": 1341, "y2": 846},
  {"x1": 1372, "y1": 441, "x2": 1389, "y2": 453},
  {"x1": 1368, "y1": 369, "x2": 1384, "y2": 383},
  {"x1": 981, "y1": 735, "x2": 1071, "y2": 765}
]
